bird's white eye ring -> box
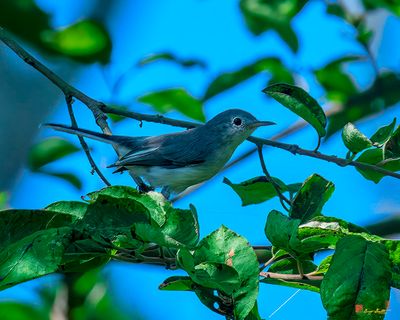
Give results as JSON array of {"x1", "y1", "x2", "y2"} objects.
[{"x1": 233, "y1": 117, "x2": 242, "y2": 126}]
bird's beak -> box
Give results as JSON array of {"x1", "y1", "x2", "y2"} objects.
[{"x1": 251, "y1": 120, "x2": 276, "y2": 128}]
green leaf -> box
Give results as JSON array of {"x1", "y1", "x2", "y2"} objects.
[
  {"x1": 265, "y1": 210, "x2": 300, "y2": 254},
  {"x1": 362, "y1": 0, "x2": 400, "y2": 16},
  {"x1": 370, "y1": 118, "x2": 396, "y2": 145},
  {"x1": 261, "y1": 276, "x2": 321, "y2": 293},
  {"x1": 0, "y1": 227, "x2": 73, "y2": 290},
  {"x1": 188, "y1": 226, "x2": 260, "y2": 319},
  {"x1": 263, "y1": 83, "x2": 327, "y2": 137},
  {"x1": 138, "y1": 88, "x2": 205, "y2": 122},
  {"x1": 40, "y1": 19, "x2": 112, "y2": 64},
  {"x1": 0, "y1": 302, "x2": 47, "y2": 320},
  {"x1": 314, "y1": 56, "x2": 360, "y2": 103},
  {"x1": 341, "y1": 122, "x2": 372, "y2": 153},
  {"x1": 159, "y1": 276, "x2": 194, "y2": 291},
  {"x1": 356, "y1": 149, "x2": 400, "y2": 183},
  {"x1": 138, "y1": 52, "x2": 206, "y2": 69},
  {"x1": 315, "y1": 255, "x2": 332, "y2": 275},
  {"x1": 239, "y1": 0, "x2": 307, "y2": 52},
  {"x1": 327, "y1": 72, "x2": 400, "y2": 137},
  {"x1": 223, "y1": 176, "x2": 288, "y2": 206},
  {"x1": 203, "y1": 57, "x2": 293, "y2": 100},
  {"x1": 28, "y1": 138, "x2": 80, "y2": 171},
  {"x1": 384, "y1": 125, "x2": 400, "y2": 158},
  {"x1": 244, "y1": 302, "x2": 262, "y2": 320},
  {"x1": 383, "y1": 240, "x2": 400, "y2": 289},
  {"x1": 41, "y1": 171, "x2": 82, "y2": 190},
  {"x1": 320, "y1": 236, "x2": 391, "y2": 319},
  {"x1": 192, "y1": 262, "x2": 241, "y2": 295},
  {"x1": 269, "y1": 257, "x2": 317, "y2": 274},
  {"x1": 0, "y1": 192, "x2": 8, "y2": 210},
  {"x1": 290, "y1": 174, "x2": 335, "y2": 223}
]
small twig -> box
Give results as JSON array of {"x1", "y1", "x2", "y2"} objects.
[
  {"x1": 65, "y1": 96, "x2": 111, "y2": 186},
  {"x1": 260, "y1": 271, "x2": 323, "y2": 281},
  {"x1": 257, "y1": 144, "x2": 291, "y2": 211}
]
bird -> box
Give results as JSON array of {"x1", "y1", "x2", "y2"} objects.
[{"x1": 43, "y1": 109, "x2": 275, "y2": 198}]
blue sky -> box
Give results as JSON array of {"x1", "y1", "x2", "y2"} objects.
[{"x1": 2, "y1": 0, "x2": 400, "y2": 319}]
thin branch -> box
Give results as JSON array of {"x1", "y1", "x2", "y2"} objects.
[
  {"x1": 257, "y1": 144, "x2": 291, "y2": 211},
  {"x1": 260, "y1": 271, "x2": 323, "y2": 282},
  {"x1": 65, "y1": 96, "x2": 111, "y2": 186},
  {"x1": 2, "y1": 27, "x2": 399, "y2": 185}
]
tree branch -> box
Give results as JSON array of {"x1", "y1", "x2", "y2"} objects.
[
  {"x1": 65, "y1": 96, "x2": 111, "y2": 186},
  {"x1": 260, "y1": 271, "x2": 323, "y2": 281},
  {"x1": 2, "y1": 26, "x2": 399, "y2": 185}
]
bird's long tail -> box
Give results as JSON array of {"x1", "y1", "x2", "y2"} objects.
[{"x1": 42, "y1": 123, "x2": 118, "y2": 145}]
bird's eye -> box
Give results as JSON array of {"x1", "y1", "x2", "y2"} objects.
[{"x1": 233, "y1": 117, "x2": 242, "y2": 126}]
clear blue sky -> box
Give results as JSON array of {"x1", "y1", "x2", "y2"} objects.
[{"x1": 2, "y1": 0, "x2": 400, "y2": 319}]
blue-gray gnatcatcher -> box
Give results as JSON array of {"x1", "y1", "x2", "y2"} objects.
[{"x1": 44, "y1": 109, "x2": 275, "y2": 198}]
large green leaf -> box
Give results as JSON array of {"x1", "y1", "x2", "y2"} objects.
[
  {"x1": 28, "y1": 138, "x2": 80, "y2": 171},
  {"x1": 327, "y1": 73, "x2": 400, "y2": 137},
  {"x1": 203, "y1": 57, "x2": 293, "y2": 100},
  {"x1": 341, "y1": 122, "x2": 372, "y2": 153},
  {"x1": 138, "y1": 88, "x2": 205, "y2": 122},
  {"x1": 320, "y1": 236, "x2": 391, "y2": 319},
  {"x1": 314, "y1": 56, "x2": 360, "y2": 103},
  {"x1": 223, "y1": 176, "x2": 288, "y2": 206},
  {"x1": 239, "y1": 0, "x2": 307, "y2": 52},
  {"x1": 178, "y1": 226, "x2": 260, "y2": 320},
  {"x1": 289, "y1": 174, "x2": 335, "y2": 223},
  {"x1": 263, "y1": 83, "x2": 327, "y2": 137},
  {"x1": 356, "y1": 149, "x2": 400, "y2": 183},
  {"x1": 138, "y1": 52, "x2": 206, "y2": 69},
  {"x1": 40, "y1": 20, "x2": 112, "y2": 64}
]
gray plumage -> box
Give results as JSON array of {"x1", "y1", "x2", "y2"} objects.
[{"x1": 43, "y1": 109, "x2": 274, "y2": 197}]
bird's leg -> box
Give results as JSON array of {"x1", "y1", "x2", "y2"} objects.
[
  {"x1": 132, "y1": 175, "x2": 153, "y2": 193},
  {"x1": 161, "y1": 187, "x2": 171, "y2": 200}
]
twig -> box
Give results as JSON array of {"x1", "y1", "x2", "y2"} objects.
[
  {"x1": 2, "y1": 27, "x2": 399, "y2": 184},
  {"x1": 257, "y1": 144, "x2": 291, "y2": 211},
  {"x1": 65, "y1": 96, "x2": 111, "y2": 186},
  {"x1": 260, "y1": 271, "x2": 323, "y2": 281}
]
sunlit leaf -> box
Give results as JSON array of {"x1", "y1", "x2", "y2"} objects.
[
  {"x1": 356, "y1": 149, "x2": 400, "y2": 183},
  {"x1": 384, "y1": 125, "x2": 400, "y2": 158},
  {"x1": 239, "y1": 0, "x2": 307, "y2": 52},
  {"x1": 159, "y1": 276, "x2": 194, "y2": 291},
  {"x1": 321, "y1": 236, "x2": 391, "y2": 319},
  {"x1": 40, "y1": 19, "x2": 112, "y2": 64},
  {"x1": 263, "y1": 83, "x2": 327, "y2": 137},
  {"x1": 28, "y1": 138, "x2": 80, "y2": 171},
  {"x1": 341, "y1": 122, "x2": 372, "y2": 153},
  {"x1": 138, "y1": 88, "x2": 205, "y2": 122},
  {"x1": 138, "y1": 52, "x2": 206, "y2": 69},
  {"x1": 204, "y1": 57, "x2": 293, "y2": 100}
]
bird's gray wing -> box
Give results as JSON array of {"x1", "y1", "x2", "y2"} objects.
[{"x1": 112, "y1": 129, "x2": 208, "y2": 169}]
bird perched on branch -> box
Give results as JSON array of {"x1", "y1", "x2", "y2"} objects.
[{"x1": 44, "y1": 109, "x2": 275, "y2": 198}]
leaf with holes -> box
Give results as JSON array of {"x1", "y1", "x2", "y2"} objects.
[{"x1": 263, "y1": 83, "x2": 327, "y2": 138}]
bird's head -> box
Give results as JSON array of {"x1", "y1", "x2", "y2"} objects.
[{"x1": 204, "y1": 109, "x2": 275, "y2": 144}]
